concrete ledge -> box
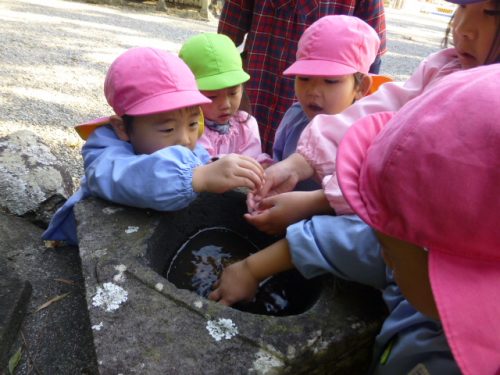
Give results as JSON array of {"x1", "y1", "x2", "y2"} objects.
[{"x1": 75, "y1": 193, "x2": 387, "y2": 374}]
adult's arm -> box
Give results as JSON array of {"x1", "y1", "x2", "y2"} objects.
[{"x1": 217, "y1": 0, "x2": 254, "y2": 47}]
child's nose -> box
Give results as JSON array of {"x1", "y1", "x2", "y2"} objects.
[
  {"x1": 178, "y1": 129, "x2": 191, "y2": 147},
  {"x1": 454, "y1": 14, "x2": 476, "y2": 40},
  {"x1": 218, "y1": 95, "x2": 231, "y2": 109}
]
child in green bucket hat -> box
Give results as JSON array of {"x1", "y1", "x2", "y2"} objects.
[{"x1": 180, "y1": 33, "x2": 271, "y2": 165}]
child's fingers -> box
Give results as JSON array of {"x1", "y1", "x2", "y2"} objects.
[
  {"x1": 208, "y1": 288, "x2": 220, "y2": 301},
  {"x1": 258, "y1": 196, "x2": 276, "y2": 210},
  {"x1": 244, "y1": 211, "x2": 273, "y2": 233},
  {"x1": 233, "y1": 169, "x2": 264, "y2": 190}
]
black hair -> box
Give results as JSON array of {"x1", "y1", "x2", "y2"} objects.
[
  {"x1": 121, "y1": 114, "x2": 135, "y2": 135},
  {"x1": 353, "y1": 72, "x2": 366, "y2": 88}
]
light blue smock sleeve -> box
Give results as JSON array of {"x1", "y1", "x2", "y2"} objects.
[
  {"x1": 286, "y1": 214, "x2": 387, "y2": 289},
  {"x1": 82, "y1": 125, "x2": 211, "y2": 211}
]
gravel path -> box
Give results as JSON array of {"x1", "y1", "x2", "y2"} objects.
[{"x1": 0, "y1": 0, "x2": 452, "y2": 186}]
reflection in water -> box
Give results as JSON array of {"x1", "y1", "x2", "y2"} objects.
[{"x1": 165, "y1": 228, "x2": 321, "y2": 316}]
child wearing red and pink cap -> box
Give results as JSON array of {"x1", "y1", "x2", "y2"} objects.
[
  {"x1": 245, "y1": 15, "x2": 384, "y2": 235},
  {"x1": 256, "y1": 0, "x2": 500, "y2": 219},
  {"x1": 43, "y1": 47, "x2": 264, "y2": 246},
  {"x1": 210, "y1": 64, "x2": 500, "y2": 374}
]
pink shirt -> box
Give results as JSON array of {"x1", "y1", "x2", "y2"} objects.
[
  {"x1": 296, "y1": 48, "x2": 462, "y2": 214},
  {"x1": 198, "y1": 110, "x2": 272, "y2": 164}
]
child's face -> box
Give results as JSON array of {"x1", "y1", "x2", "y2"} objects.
[
  {"x1": 375, "y1": 231, "x2": 440, "y2": 320},
  {"x1": 200, "y1": 85, "x2": 243, "y2": 124},
  {"x1": 294, "y1": 75, "x2": 362, "y2": 120},
  {"x1": 452, "y1": 0, "x2": 499, "y2": 68},
  {"x1": 114, "y1": 107, "x2": 201, "y2": 155}
]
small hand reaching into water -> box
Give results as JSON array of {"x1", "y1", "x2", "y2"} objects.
[{"x1": 208, "y1": 260, "x2": 260, "y2": 306}]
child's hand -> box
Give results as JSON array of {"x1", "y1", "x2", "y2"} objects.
[
  {"x1": 208, "y1": 260, "x2": 259, "y2": 306},
  {"x1": 253, "y1": 153, "x2": 314, "y2": 201},
  {"x1": 192, "y1": 154, "x2": 264, "y2": 193},
  {"x1": 244, "y1": 191, "x2": 314, "y2": 235},
  {"x1": 246, "y1": 190, "x2": 334, "y2": 235}
]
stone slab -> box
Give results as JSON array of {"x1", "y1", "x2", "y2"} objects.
[
  {"x1": 75, "y1": 193, "x2": 387, "y2": 374},
  {"x1": 0, "y1": 213, "x2": 98, "y2": 375},
  {"x1": 0, "y1": 260, "x2": 31, "y2": 369}
]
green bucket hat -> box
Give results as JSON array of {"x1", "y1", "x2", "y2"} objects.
[{"x1": 179, "y1": 33, "x2": 250, "y2": 91}]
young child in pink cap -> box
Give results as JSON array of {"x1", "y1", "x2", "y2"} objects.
[
  {"x1": 256, "y1": 0, "x2": 500, "y2": 218},
  {"x1": 245, "y1": 15, "x2": 382, "y2": 234},
  {"x1": 179, "y1": 33, "x2": 271, "y2": 165},
  {"x1": 43, "y1": 47, "x2": 264, "y2": 246},
  {"x1": 210, "y1": 64, "x2": 500, "y2": 374}
]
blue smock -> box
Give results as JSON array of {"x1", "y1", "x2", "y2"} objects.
[
  {"x1": 287, "y1": 214, "x2": 460, "y2": 374},
  {"x1": 42, "y1": 125, "x2": 211, "y2": 245}
]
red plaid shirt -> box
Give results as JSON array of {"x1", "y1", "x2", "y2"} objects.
[{"x1": 218, "y1": 0, "x2": 387, "y2": 154}]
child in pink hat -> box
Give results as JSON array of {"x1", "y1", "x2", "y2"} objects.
[
  {"x1": 43, "y1": 47, "x2": 264, "y2": 246},
  {"x1": 246, "y1": 15, "x2": 383, "y2": 234},
  {"x1": 257, "y1": 0, "x2": 500, "y2": 221},
  {"x1": 210, "y1": 63, "x2": 500, "y2": 374}
]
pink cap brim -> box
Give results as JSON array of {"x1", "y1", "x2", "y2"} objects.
[
  {"x1": 283, "y1": 60, "x2": 358, "y2": 76},
  {"x1": 336, "y1": 111, "x2": 395, "y2": 229},
  {"x1": 124, "y1": 89, "x2": 211, "y2": 116},
  {"x1": 429, "y1": 250, "x2": 500, "y2": 374}
]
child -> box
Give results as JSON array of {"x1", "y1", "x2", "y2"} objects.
[
  {"x1": 210, "y1": 64, "x2": 500, "y2": 374},
  {"x1": 245, "y1": 15, "x2": 380, "y2": 234},
  {"x1": 273, "y1": 15, "x2": 379, "y2": 190},
  {"x1": 179, "y1": 33, "x2": 271, "y2": 165},
  {"x1": 217, "y1": 0, "x2": 386, "y2": 155},
  {"x1": 42, "y1": 47, "x2": 264, "y2": 246},
  {"x1": 255, "y1": 0, "x2": 500, "y2": 216}
]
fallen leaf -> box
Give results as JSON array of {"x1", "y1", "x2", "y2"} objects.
[
  {"x1": 8, "y1": 347, "x2": 22, "y2": 374},
  {"x1": 35, "y1": 292, "x2": 70, "y2": 312}
]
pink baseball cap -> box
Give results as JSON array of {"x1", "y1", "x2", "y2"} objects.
[
  {"x1": 75, "y1": 47, "x2": 210, "y2": 139},
  {"x1": 337, "y1": 65, "x2": 500, "y2": 375},
  {"x1": 283, "y1": 15, "x2": 380, "y2": 77}
]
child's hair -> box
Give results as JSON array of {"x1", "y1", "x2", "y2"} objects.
[
  {"x1": 441, "y1": 1, "x2": 500, "y2": 64},
  {"x1": 75, "y1": 47, "x2": 211, "y2": 140},
  {"x1": 337, "y1": 64, "x2": 500, "y2": 375},
  {"x1": 283, "y1": 15, "x2": 380, "y2": 77}
]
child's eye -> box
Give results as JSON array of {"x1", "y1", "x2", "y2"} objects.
[
  {"x1": 484, "y1": 9, "x2": 500, "y2": 16},
  {"x1": 190, "y1": 122, "x2": 199, "y2": 128},
  {"x1": 325, "y1": 79, "x2": 340, "y2": 84},
  {"x1": 160, "y1": 128, "x2": 174, "y2": 133},
  {"x1": 298, "y1": 77, "x2": 309, "y2": 82}
]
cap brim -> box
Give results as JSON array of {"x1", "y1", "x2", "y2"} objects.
[
  {"x1": 196, "y1": 71, "x2": 250, "y2": 91},
  {"x1": 126, "y1": 90, "x2": 211, "y2": 116},
  {"x1": 336, "y1": 111, "x2": 395, "y2": 227},
  {"x1": 283, "y1": 60, "x2": 358, "y2": 76},
  {"x1": 75, "y1": 116, "x2": 111, "y2": 140},
  {"x1": 368, "y1": 75, "x2": 393, "y2": 95},
  {"x1": 429, "y1": 250, "x2": 500, "y2": 374}
]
